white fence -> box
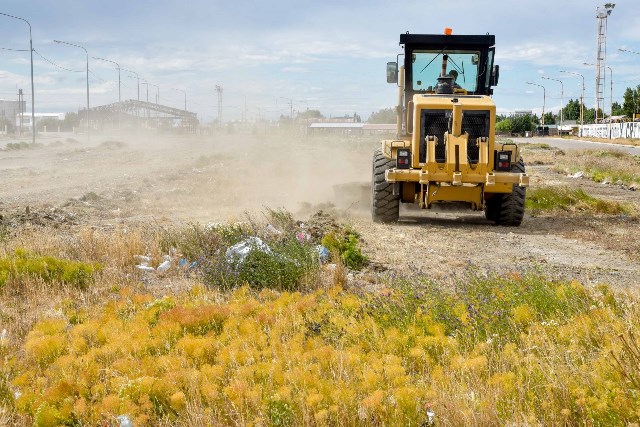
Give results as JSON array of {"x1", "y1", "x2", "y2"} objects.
[{"x1": 579, "y1": 122, "x2": 640, "y2": 139}]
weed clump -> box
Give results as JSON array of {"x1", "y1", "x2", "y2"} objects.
[
  {"x1": 161, "y1": 209, "x2": 362, "y2": 292},
  {"x1": 0, "y1": 249, "x2": 101, "y2": 289},
  {"x1": 526, "y1": 186, "x2": 633, "y2": 215}
]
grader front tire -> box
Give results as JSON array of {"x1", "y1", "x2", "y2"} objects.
[
  {"x1": 492, "y1": 159, "x2": 526, "y2": 226},
  {"x1": 371, "y1": 148, "x2": 400, "y2": 223}
]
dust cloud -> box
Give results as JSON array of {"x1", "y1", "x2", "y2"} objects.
[{"x1": 0, "y1": 131, "x2": 378, "y2": 224}]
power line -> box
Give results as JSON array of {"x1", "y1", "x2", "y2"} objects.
[
  {"x1": 0, "y1": 46, "x2": 29, "y2": 52},
  {"x1": 33, "y1": 48, "x2": 82, "y2": 72}
]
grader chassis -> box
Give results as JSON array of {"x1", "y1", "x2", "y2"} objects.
[{"x1": 372, "y1": 31, "x2": 529, "y2": 226}]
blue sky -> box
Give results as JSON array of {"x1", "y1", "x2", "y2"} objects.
[{"x1": 1, "y1": 0, "x2": 639, "y2": 122}]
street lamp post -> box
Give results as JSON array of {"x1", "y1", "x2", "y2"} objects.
[
  {"x1": 54, "y1": 40, "x2": 90, "y2": 142},
  {"x1": 1, "y1": 12, "x2": 36, "y2": 144},
  {"x1": 143, "y1": 82, "x2": 159, "y2": 104},
  {"x1": 149, "y1": 83, "x2": 159, "y2": 104},
  {"x1": 93, "y1": 57, "x2": 120, "y2": 102},
  {"x1": 141, "y1": 80, "x2": 149, "y2": 103},
  {"x1": 618, "y1": 48, "x2": 640, "y2": 118},
  {"x1": 526, "y1": 81, "x2": 546, "y2": 127},
  {"x1": 542, "y1": 76, "x2": 564, "y2": 133},
  {"x1": 559, "y1": 70, "x2": 585, "y2": 129},
  {"x1": 122, "y1": 68, "x2": 139, "y2": 101}
]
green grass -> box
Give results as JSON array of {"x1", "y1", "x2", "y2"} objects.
[
  {"x1": 525, "y1": 186, "x2": 633, "y2": 215},
  {"x1": 557, "y1": 150, "x2": 640, "y2": 186},
  {"x1": 0, "y1": 249, "x2": 101, "y2": 290}
]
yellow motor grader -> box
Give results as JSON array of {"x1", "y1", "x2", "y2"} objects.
[{"x1": 372, "y1": 30, "x2": 529, "y2": 226}]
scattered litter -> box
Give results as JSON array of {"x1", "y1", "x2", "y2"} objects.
[
  {"x1": 156, "y1": 256, "x2": 171, "y2": 273},
  {"x1": 296, "y1": 231, "x2": 311, "y2": 243},
  {"x1": 424, "y1": 404, "x2": 436, "y2": 426},
  {"x1": 315, "y1": 245, "x2": 330, "y2": 263},
  {"x1": 117, "y1": 415, "x2": 134, "y2": 427},
  {"x1": 134, "y1": 254, "x2": 151, "y2": 263},
  {"x1": 0, "y1": 329, "x2": 7, "y2": 342},
  {"x1": 179, "y1": 258, "x2": 197, "y2": 270},
  {"x1": 601, "y1": 180, "x2": 610, "y2": 185},
  {"x1": 629, "y1": 185, "x2": 637, "y2": 192},
  {"x1": 570, "y1": 171, "x2": 584, "y2": 178},
  {"x1": 615, "y1": 179, "x2": 623, "y2": 185},
  {"x1": 265, "y1": 224, "x2": 282, "y2": 236},
  {"x1": 226, "y1": 237, "x2": 272, "y2": 264},
  {"x1": 136, "y1": 265, "x2": 155, "y2": 273}
]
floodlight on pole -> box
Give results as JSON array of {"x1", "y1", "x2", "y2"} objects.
[
  {"x1": 526, "y1": 81, "x2": 546, "y2": 126},
  {"x1": 559, "y1": 70, "x2": 585, "y2": 128},
  {"x1": 541, "y1": 76, "x2": 564, "y2": 130},
  {"x1": 0, "y1": 12, "x2": 36, "y2": 144},
  {"x1": 54, "y1": 39, "x2": 90, "y2": 142}
]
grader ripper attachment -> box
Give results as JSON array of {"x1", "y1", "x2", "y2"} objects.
[{"x1": 372, "y1": 30, "x2": 529, "y2": 226}]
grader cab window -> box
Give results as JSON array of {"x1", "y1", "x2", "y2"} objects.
[{"x1": 411, "y1": 50, "x2": 481, "y2": 93}]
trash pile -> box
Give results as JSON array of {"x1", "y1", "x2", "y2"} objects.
[{"x1": 134, "y1": 210, "x2": 342, "y2": 290}]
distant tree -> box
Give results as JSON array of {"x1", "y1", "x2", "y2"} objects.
[
  {"x1": 62, "y1": 112, "x2": 80, "y2": 131},
  {"x1": 563, "y1": 99, "x2": 581, "y2": 121},
  {"x1": 297, "y1": 109, "x2": 324, "y2": 120},
  {"x1": 367, "y1": 107, "x2": 396, "y2": 124},
  {"x1": 37, "y1": 117, "x2": 61, "y2": 131},
  {"x1": 542, "y1": 112, "x2": 556, "y2": 125},
  {"x1": 0, "y1": 117, "x2": 14, "y2": 133},
  {"x1": 353, "y1": 112, "x2": 362, "y2": 123},
  {"x1": 622, "y1": 86, "x2": 640, "y2": 118},
  {"x1": 510, "y1": 113, "x2": 534, "y2": 134},
  {"x1": 495, "y1": 118, "x2": 512, "y2": 133},
  {"x1": 611, "y1": 101, "x2": 624, "y2": 116}
]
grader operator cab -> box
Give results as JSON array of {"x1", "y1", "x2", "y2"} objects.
[{"x1": 372, "y1": 30, "x2": 529, "y2": 226}]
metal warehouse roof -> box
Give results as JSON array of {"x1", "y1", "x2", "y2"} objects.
[{"x1": 309, "y1": 123, "x2": 364, "y2": 128}]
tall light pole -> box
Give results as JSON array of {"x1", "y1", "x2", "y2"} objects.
[
  {"x1": 170, "y1": 88, "x2": 187, "y2": 111},
  {"x1": 122, "y1": 68, "x2": 139, "y2": 101},
  {"x1": 560, "y1": 70, "x2": 585, "y2": 128},
  {"x1": 1, "y1": 13, "x2": 35, "y2": 143},
  {"x1": 526, "y1": 81, "x2": 546, "y2": 126},
  {"x1": 54, "y1": 40, "x2": 90, "y2": 142},
  {"x1": 607, "y1": 66, "x2": 613, "y2": 117},
  {"x1": 93, "y1": 57, "x2": 120, "y2": 102},
  {"x1": 143, "y1": 82, "x2": 159, "y2": 104},
  {"x1": 541, "y1": 76, "x2": 564, "y2": 132},
  {"x1": 141, "y1": 80, "x2": 150, "y2": 103},
  {"x1": 149, "y1": 83, "x2": 159, "y2": 104}
]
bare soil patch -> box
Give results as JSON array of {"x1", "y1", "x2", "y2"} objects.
[{"x1": 1, "y1": 132, "x2": 639, "y2": 289}]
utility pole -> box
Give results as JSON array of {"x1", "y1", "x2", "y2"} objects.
[
  {"x1": 1, "y1": 13, "x2": 36, "y2": 143},
  {"x1": 542, "y1": 76, "x2": 564, "y2": 132}
]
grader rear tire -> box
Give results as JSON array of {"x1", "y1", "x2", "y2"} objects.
[
  {"x1": 371, "y1": 148, "x2": 399, "y2": 223},
  {"x1": 492, "y1": 159, "x2": 526, "y2": 226}
]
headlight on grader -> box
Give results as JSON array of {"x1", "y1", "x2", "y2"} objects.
[
  {"x1": 396, "y1": 149, "x2": 411, "y2": 169},
  {"x1": 495, "y1": 151, "x2": 512, "y2": 171}
]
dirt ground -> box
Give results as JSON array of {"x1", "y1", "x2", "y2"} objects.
[{"x1": 1, "y1": 131, "x2": 639, "y2": 289}]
